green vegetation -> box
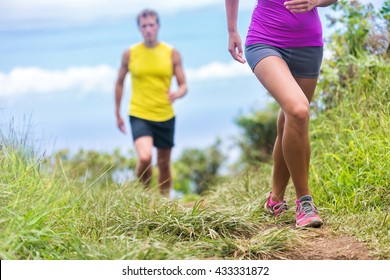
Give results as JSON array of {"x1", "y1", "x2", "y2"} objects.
[
  {"x1": 0, "y1": 135, "x2": 304, "y2": 260},
  {"x1": 173, "y1": 139, "x2": 227, "y2": 194},
  {"x1": 234, "y1": 102, "x2": 279, "y2": 167},
  {"x1": 0, "y1": 0, "x2": 389, "y2": 260}
]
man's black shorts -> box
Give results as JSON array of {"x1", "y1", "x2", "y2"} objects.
[{"x1": 129, "y1": 115, "x2": 175, "y2": 149}]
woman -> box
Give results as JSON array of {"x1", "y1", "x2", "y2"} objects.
[{"x1": 225, "y1": 0, "x2": 337, "y2": 228}]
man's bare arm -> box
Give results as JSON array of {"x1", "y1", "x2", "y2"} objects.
[
  {"x1": 168, "y1": 49, "x2": 187, "y2": 103},
  {"x1": 115, "y1": 50, "x2": 130, "y2": 133}
]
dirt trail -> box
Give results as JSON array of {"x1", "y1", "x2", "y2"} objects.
[
  {"x1": 180, "y1": 201, "x2": 373, "y2": 260},
  {"x1": 286, "y1": 228, "x2": 372, "y2": 260}
]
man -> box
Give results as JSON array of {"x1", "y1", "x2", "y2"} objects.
[{"x1": 115, "y1": 9, "x2": 187, "y2": 196}]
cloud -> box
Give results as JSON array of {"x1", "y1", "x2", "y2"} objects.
[
  {"x1": 0, "y1": 0, "x2": 383, "y2": 30},
  {"x1": 0, "y1": 0, "x2": 256, "y2": 30},
  {"x1": 0, "y1": 61, "x2": 251, "y2": 98},
  {"x1": 0, "y1": 65, "x2": 116, "y2": 97},
  {"x1": 187, "y1": 61, "x2": 252, "y2": 81}
]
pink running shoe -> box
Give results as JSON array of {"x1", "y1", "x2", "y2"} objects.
[
  {"x1": 296, "y1": 195, "x2": 323, "y2": 228},
  {"x1": 264, "y1": 193, "x2": 289, "y2": 217}
]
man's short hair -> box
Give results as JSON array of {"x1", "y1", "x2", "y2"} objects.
[{"x1": 137, "y1": 9, "x2": 160, "y2": 26}]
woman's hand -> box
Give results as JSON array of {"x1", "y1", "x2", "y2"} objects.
[
  {"x1": 228, "y1": 31, "x2": 246, "y2": 64},
  {"x1": 284, "y1": 0, "x2": 318, "y2": 13}
]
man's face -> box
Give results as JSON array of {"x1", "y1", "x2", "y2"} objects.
[{"x1": 138, "y1": 15, "x2": 159, "y2": 45}]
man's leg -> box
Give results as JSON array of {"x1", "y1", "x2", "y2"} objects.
[
  {"x1": 157, "y1": 148, "x2": 172, "y2": 197},
  {"x1": 134, "y1": 136, "x2": 154, "y2": 187}
]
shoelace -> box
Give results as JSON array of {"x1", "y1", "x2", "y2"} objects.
[
  {"x1": 273, "y1": 202, "x2": 289, "y2": 211},
  {"x1": 300, "y1": 201, "x2": 317, "y2": 215}
]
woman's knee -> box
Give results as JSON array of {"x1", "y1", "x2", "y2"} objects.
[
  {"x1": 285, "y1": 103, "x2": 310, "y2": 125},
  {"x1": 277, "y1": 111, "x2": 286, "y2": 135}
]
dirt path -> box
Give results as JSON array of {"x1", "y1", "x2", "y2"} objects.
[
  {"x1": 180, "y1": 201, "x2": 374, "y2": 260},
  {"x1": 285, "y1": 228, "x2": 372, "y2": 260}
]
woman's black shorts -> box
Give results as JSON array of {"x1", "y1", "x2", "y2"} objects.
[{"x1": 245, "y1": 43, "x2": 323, "y2": 78}]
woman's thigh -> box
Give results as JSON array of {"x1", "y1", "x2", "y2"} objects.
[{"x1": 253, "y1": 56, "x2": 309, "y2": 113}]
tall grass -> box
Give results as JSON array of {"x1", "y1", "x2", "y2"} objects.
[
  {"x1": 1, "y1": 55, "x2": 388, "y2": 260},
  {"x1": 0, "y1": 129, "x2": 302, "y2": 259},
  {"x1": 309, "y1": 54, "x2": 390, "y2": 258}
]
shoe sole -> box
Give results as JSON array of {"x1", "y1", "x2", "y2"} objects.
[{"x1": 296, "y1": 219, "x2": 323, "y2": 228}]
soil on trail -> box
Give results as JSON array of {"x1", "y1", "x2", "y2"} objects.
[
  {"x1": 179, "y1": 202, "x2": 374, "y2": 260},
  {"x1": 285, "y1": 228, "x2": 373, "y2": 260}
]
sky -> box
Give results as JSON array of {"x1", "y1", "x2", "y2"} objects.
[{"x1": 0, "y1": 0, "x2": 383, "y2": 162}]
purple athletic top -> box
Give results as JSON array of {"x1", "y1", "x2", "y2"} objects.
[{"x1": 245, "y1": 0, "x2": 323, "y2": 48}]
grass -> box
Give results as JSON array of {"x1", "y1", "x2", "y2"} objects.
[
  {"x1": 309, "y1": 54, "x2": 390, "y2": 258},
  {"x1": 1, "y1": 141, "x2": 387, "y2": 259},
  {"x1": 0, "y1": 54, "x2": 389, "y2": 260},
  {"x1": 0, "y1": 140, "x2": 303, "y2": 259}
]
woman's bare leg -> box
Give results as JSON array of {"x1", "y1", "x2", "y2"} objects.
[
  {"x1": 254, "y1": 56, "x2": 316, "y2": 199},
  {"x1": 270, "y1": 77, "x2": 318, "y2": 200},
  {"x1": 270, "y1": 110, "x2": 290, "y2": 202}
]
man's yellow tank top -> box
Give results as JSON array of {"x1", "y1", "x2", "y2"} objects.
[{"x1": 128, "y1": 42, "x2": 174, "y2": 122}]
